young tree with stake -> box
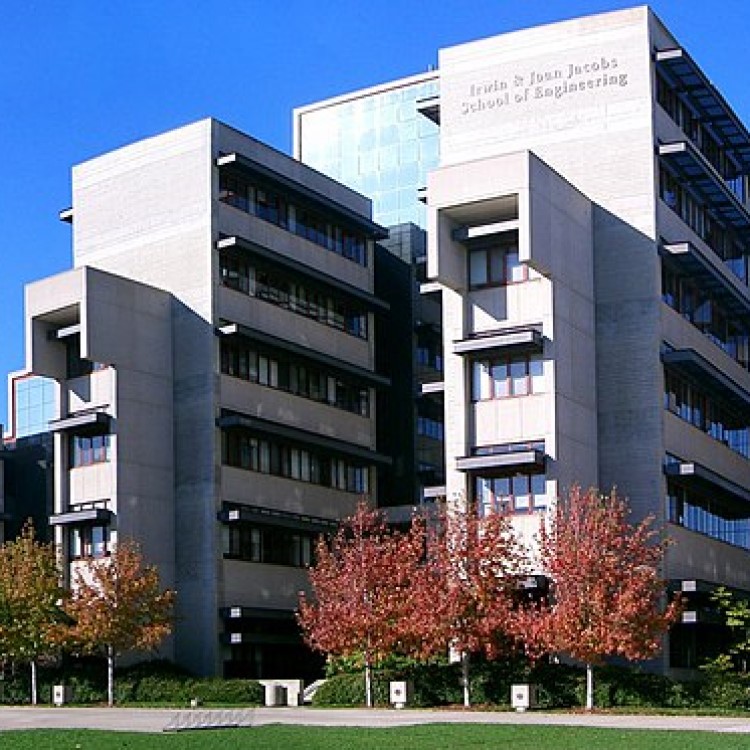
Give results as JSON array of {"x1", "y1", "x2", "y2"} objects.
[
  {"x1": 516, "y1": 486, "x2": 680, "y2": 710},
  {"x1": 404, "y1": 501, "x2": 527, "y2": 707},
  {"x1": 0, "y1": 523, "x2": 66, "y2": 705},
  {"x1": 297, "y1": 502, "x2": 424, "y2": 707},
  {"x1": 63, "y1": 539, "x2": 175, "y2": 706}
]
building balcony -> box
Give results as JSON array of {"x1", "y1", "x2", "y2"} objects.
[
  {"x1": 655, "y1": 48, "x2": 750, "y2": 174},
  {"x1": 50, "y1": 507, "x2": 113, "y2": 527},
  {"x1": 218, "y1": 502, "x2": 338, "y2": 534},
  {"x1": 217, "y1": 285, "x2": 372, "y2": 369},
  {"x1": 216, "y1": 151, "x2": 386, "y2": 240},
  {"x1": 219, "y1": 374, "x2": 374, "y2": 448},
  {"x1": 453, "y1": 325, "x2": 543, "y2": 356},
  {"x1": 217, "y1": 321, "x2": 387, "y2": 388},
  {"x1": 665, "y1": 458, "x2": 750, "y2": 507},
  {"x1": 662, "y1": 347, "x2": 750, "y2": 418},
  {"x1": 659, "y1": 141, "x2": 750, "y2": 232},
  {"x1": 660, "y1": 241, "x2": 750, "y2": 322},
  {"x1": 220, "y1": 605, "x2": 301, "y2": 647},
  {"x1": 217, "y1": 411, "x2": 387, "y2": 464},
  {"x1": 456, "y1": 442, "x2": 546, "y2": 474},
  {"x1": 48, "y1": 410, "x2": 112, "y2": 437},
  {"x1": 216, "y1": 233, "x2": 386, "y2": 306},
  {"x1": 664, "y1": 410, "x2": 749, "y2": 492},
  {"x1": 220, "y1": 465, "x2": 359, "y2": 521}
]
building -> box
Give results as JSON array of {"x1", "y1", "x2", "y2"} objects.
[
  {"x1": 22, "y1": 118, "x2": 389, "y2": 678},
  {"x1": 296, "y1": 6, "x2": 750, "y2": 673},
  {"x1": 296, "y1": 74, "x2": 447, "y2": 505},
  {"x1": 294, "y1": 72, "x2": 439, "y2": 232},
  {"x1": 0, "y1": 373, "x2": 56, "y2": 543}
]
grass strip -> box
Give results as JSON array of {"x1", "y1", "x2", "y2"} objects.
[{"x1": 2, "y1": 724, "x2": 750, "y2": 750}]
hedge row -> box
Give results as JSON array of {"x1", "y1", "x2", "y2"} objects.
[
  {"x1": 0, "y1": 659, "x2": 264, "y2": 706},
  {"x1": 312, "y1": 660, "x2": 742, "y2": 711},
  {"x1": 4, "y1": 656, "x2": 749, "y2": 710}
]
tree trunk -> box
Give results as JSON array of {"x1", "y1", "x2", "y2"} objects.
[
  {"x1": 30, "y1": 660, "x2": 37, "y2": 706},
  {"x1": 585, "y1": 662, "x2": 594, "y2": 711},
  {"x1": 364, "y1": 659, "x2": 373, "y2": 708},
  {"x1": 462, "y1": 651, "x2": 471, "y2": 708},
  {"x1": 107, "y1": 645, "x2": 115, "y2": 707}
]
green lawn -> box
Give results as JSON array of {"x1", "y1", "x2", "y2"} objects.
[{"x1": 1, "y1": 725, "x2": 749, "y2": 750}]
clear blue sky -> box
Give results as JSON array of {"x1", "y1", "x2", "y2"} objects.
[{"x1": 1, "y1": 0, "x2": 748, "y2": 429}]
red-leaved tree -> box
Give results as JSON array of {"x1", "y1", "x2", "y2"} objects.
[
  {"x1": 404, "y1": 502, "x2": 527, "y2": 707},
  {"x1": 516, "y1": 486, "x2": 681, "y2": 710},
  {"x1": 297, "y1": 502, "x2": 424, "y2": 707}
]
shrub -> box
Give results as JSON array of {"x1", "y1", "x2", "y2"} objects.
[
  {"x1": 312, "y1": 672, "x2": 367, "y2": 706},
  {"x1": 0, "y1": 659, "x2": 263, "y2": 706},
  {"x1": 527, "y1": 661, "x2": 582, "y2": 709},
  {"x1": 665, "y1": 680, "x2": 702, "y2": 709},
  {"x1": 63, "y1": 674, "x2": 106, "y2": 704},
  {"x1": 188, "y1": 678, "x2": 263, "y2": 705},
  {"x1": 314, "y1": 657, "x2": 527, "y2": 708},
  {"x1": 698, "y1": 656, "x2": 750, "y2": 710},
  {"x1": 114, "y1": 662, "x2": 263, "y2": 705},
  {"x1": 407, "y1": 662, "x2": 464, "y2": 707}
]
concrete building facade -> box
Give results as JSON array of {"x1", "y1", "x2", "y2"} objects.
[
  {"x1": 10, "y1": 4, "x2": 750, "y2": 678},
  {"x1": 23, "y1": 119, "x2": 388, "y2": 678},
  {"x1": 296, "y1": 75, "x2": 447, "y2": 505},
  {"x1": 297, "y1": 6, "x2": 750, "y2": 672}
]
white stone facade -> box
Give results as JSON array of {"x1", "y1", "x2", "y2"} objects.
[{"x1": 24, "y1": 119, "x2": 386, "y2": 677}]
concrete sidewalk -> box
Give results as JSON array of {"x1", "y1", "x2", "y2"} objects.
[{"x1": 2, "y1": 706, "x2": 750, "y2": 734}]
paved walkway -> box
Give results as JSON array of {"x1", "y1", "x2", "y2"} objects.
[{"x1": 2, "y1": 706, "x2": 750, "y2": 734}]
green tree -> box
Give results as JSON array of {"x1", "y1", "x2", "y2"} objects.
[
  {"x1": 711, "y1": 587, "x2": 750, "y2": 672},
  {"x1": 63, "y1": 539, "x2": 175, "y2": 706},
  {"x1": 0, "y1": 523, "x2": 67, "y2": 704}
]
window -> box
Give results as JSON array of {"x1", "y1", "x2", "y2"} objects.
[
  {"x1": 664, "y1": 368, "x2": 750, "y2": 459},
  {"x1": 417, "y1": 416, "x2": 444, "y2": 440},
  {"x1": 70, "y1": 434, "x2": 111, "y2": 468},
  {"x1": 218, "y1": 175, "x2": 249, "y2": 212},
  {"x1": 218, "y1": 172, "x2": 368, "y2": 266},
  {"x1": 255, "y1": 186, "x2": 288, "y2": 228},
  {"x1": 296, "y1": 209, "x2": 330, "y2": 248},
  {"x1": 468, "y1": 235, "x2": 525, "y2": 288},
  {"x1": 226, "y1": 524, "x2": 313, "y2": 567},
  {"x1": 69, "y1": 524, "x2": 110, "y2": 559},
  {"x1": 472, "y1": 355, "x2": 544, "y2": 400},
  {"x1": 220, "y1": 339, "x2": 370, "y2": 416},
  {"x1": 224, "y1": 430, "x2": 371, "y2": 494},
  {"x1": 219, "y1": 254, "x2": 369, "y2": 340},
  {"x1": 661, "y1": 261, "x2": 750, "y2": 371},
  {"x1": 13, "y1": 376, "x2": 56, "y2": 439},
  {"x1": 475, "y1": 473, "x2": 547, "y2": 514},
  {"x1": 667, "y1": 478, "x2": 750, "y2": 550}
]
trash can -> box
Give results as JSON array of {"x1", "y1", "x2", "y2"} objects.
[
  {"x1": 389, "y1": 680, "x2": 412, "y2": 709},
  {"x1": 510, "y1": 683, "x2": 538, "y2": 711},
  {"x1": 263, "y1": 683, "x2": 286, "y2": 707},
  {"x1": 52, "y1": 685, "x2": 73, "y2": 706}
]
